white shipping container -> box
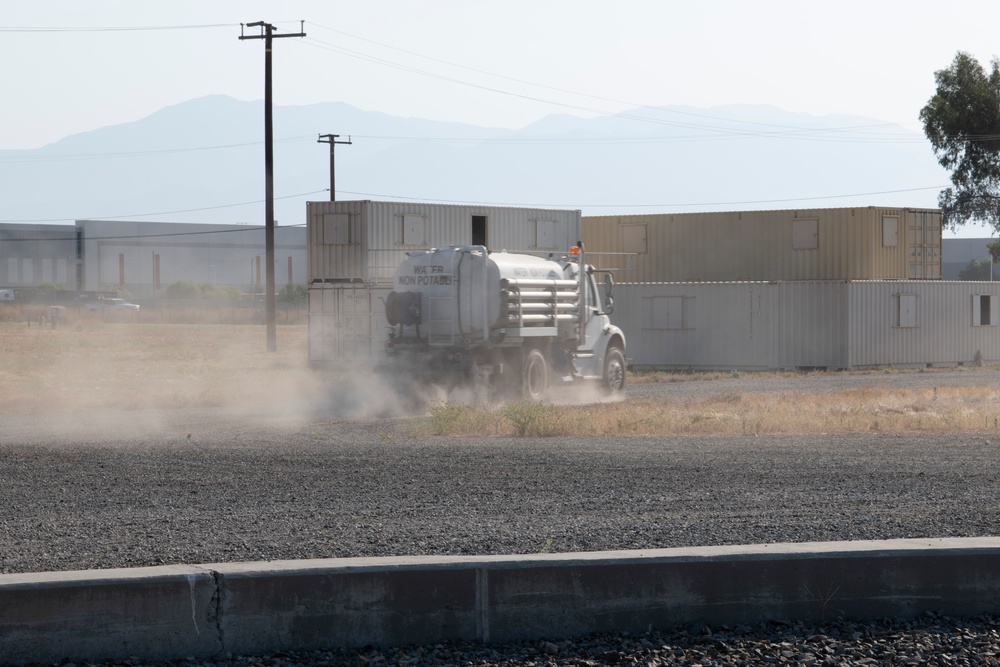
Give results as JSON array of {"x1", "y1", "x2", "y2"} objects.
[
  {"x1": 307, "y1": 201, "x2": 582, "y2": 285},
  {"x1": 308, "y1": 283, "x2": 391, "y2": 367},
  {"x1": 845, "y1": 281, "x2": 1000, "y2": 368},
  {"x1": 614, "y1": 280, "x2": 1000, "y2": 370}
]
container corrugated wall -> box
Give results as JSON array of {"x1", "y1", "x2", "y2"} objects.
[
  {"x1": 612, "y1": 282, "x2": 778, "y2": 370},
  {"x1": 308, "y1": 201, "x2": 581, "y2": 285},
  {"x1": 307, "y1": 283, "x2": 391, "y2": 367},
  {"x1": 774, "y1": 281, "x2": 849, "y2": 369},
  {"x1": 847, "y1": 281, "x2": 1000, "y2": 368},
  {"x1": 308, "y1": 279, "x2": 1000, "y2": 370},
  {"x1": 613, "y1": 280, "x2": 996, "y2": 370},
  {"x1": 307, "y1": 200, "x2": 370, "y2": 283},
  {"x1": 614, "y1": 282, "x2": 848, "y2": 370},
  {"x1": 583, "y1": 207, "x2": 941, "y2": 283}
]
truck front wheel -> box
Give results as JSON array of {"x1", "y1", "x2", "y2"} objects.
[
  {"x1": 522, "y1": 348, "x2": 549, "y2": 401},
  {"x1": 602, "y1": 346, "x2": 626, "y2": 395}
]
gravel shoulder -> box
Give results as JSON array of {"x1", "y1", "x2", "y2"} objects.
[
  {"x1": 3, "y1": 368, "x2": 1000, "y2": 575},
  {"x1": 4, "y1": 369, "x2": 1000, "y2": 665}
]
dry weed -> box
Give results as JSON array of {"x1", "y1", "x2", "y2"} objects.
[{"x1": 413, "y1": 385, "x2": 1000, "y2": 438}]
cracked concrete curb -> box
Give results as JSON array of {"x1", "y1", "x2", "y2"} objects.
[
  {"x1": 0, "y1": 564, "x2": 221, "y2": 664},
  {"x1": 4, "y1": 538, "x2": 1000, "y2": 666}
]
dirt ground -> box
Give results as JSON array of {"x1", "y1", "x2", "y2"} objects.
[{"x1": 0, "y1": 322, "x2": 317, "y2": 416}]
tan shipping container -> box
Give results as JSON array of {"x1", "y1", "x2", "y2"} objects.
[{"x1": 583, "y1": 207, "x2": 941, "y2": 282}]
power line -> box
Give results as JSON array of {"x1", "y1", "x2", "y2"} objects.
[
  {"x1": 2, "y1": 184, "x2": 946, "y2": 243},
  {"x1": 0, "y1": 24, "x2": 232, "y2": 32},
  {"x1": 0, "y1": 136, "x2": 313, "y2": 163},
  {"x1": 300, "y1": 23, "x2": 923, "y2": 141},
  {"x1": 0, "y1": 125, "x2": 937, "y2": 166},
  {"x1": 295, "y1": 23, "x2": 1000, "y2": 149},
  {"x1": 0, "y1": 19, "x2": 982, "y2": 148},
  {"x1": 0, "y1": 222, "x2": 309, "y2": 245},
  {"x1": 341, "y1": 131, "x2": 930, "y2": 146},
  {"x1": 0, "y1": 182, "x2": 946, "y2": 230},
  {"x1": 337, "y1": 185, "x2": 948, "y2": 209},
  {"x1": 0, "y1": 18, "x2": 957, "y2": 157},
  {"x1": 0, "y1": 189, "x2": 327, "y2": 223}
]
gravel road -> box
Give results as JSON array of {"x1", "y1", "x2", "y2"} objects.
[{"x1": 3, "y1": 368, "x2": 1000, "y2": 665}]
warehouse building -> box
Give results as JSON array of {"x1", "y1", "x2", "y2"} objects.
[
  {"x1": 0, "y1": 220, "x2": 307, "y2": 299},
  {"x1": 943, "y1": 237, "x2": 999, "y2": 280},
  {"x1": 0, "y1": 223, "x2": 76, "y2": 291}
]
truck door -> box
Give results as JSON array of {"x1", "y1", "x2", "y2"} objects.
[{"x1": 580, "y1": 272, "x2": 606, "y2": 352}]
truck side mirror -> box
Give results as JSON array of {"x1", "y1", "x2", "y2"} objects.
[{"x1": 603, "y1": 273, "x2": 615, "y2": 314}]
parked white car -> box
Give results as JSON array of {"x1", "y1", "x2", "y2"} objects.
[{"x1": 86, "y1": 298, "x2": 140, "y2": 311}]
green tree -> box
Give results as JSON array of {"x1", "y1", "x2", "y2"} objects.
[
  {"x1": 920, "y1": 52, "x2": 1000, "y2": 231},
  {"x1": 199, "y1": 283, "x2": 241, "y2": 300},
  {"x1": 959, "y1": 259, "x2": 994, "y2": 281},
  {"x1": 989, "y1": 239, "x2": 1000, "y2": 263},
  {"x1": 165, "y1": 280, "x2": 199, "y2": 299},
  {"x1": 278, "y1": 283, "x2": 307, "y2": 304},
  {"x1": 165, "y1": 281, "x2": 240, "y2": 300}
]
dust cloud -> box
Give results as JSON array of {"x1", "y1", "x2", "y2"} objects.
[
  {"x1": 0, "y1": 319, "x2": 620, "y2": 443},
  {"x1": 0, "y1": 321, "x2": 423, "y2": 442}
]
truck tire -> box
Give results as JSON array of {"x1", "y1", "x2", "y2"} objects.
[
  {"x1": 522, "y1": 348, "x2": 549, "y2": 401},
  {"x1": 602, "y1": 346, "x2": 626, "y2": 395}
]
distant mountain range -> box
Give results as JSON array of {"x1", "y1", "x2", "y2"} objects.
[{"x1": 0, "y1": 95, "x2": 948, "y2": 228}]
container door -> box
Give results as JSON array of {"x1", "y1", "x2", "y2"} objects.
[
  {"x1": 338, "y1": 286, "x2": 374, "y2": 363},
  {"x1": 308, "y1": 285, "x2": 341, "y2": 366},
  {"x1": 907, "y1": 210, "x2": 941, "y2": 280},
  {"x1": 308, "y1": 285, "x2": 375, "y2": 366}
]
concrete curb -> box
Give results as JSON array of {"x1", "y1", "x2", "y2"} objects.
[{"x1": 3, "y1": 538, "x2": 1000, "y2": 666}]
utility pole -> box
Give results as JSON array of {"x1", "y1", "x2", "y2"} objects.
[
  {"x1": 239, "y1": 20, "x2": 305, "y2": 352},
  {"x1": 317, "y1": 134, "x2": 352, "y2": 201}
]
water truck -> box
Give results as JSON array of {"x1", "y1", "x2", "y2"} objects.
[{"x1": 383, "y1": 244, "x2": 626, "y2": 400}]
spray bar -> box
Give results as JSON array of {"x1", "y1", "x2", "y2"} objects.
[
  {"x1": 501, "y1": 279, "x2": 579, "y2": 289},
  {"x1": 503, "y1": 290, "x2": 579, "y2": 301}
]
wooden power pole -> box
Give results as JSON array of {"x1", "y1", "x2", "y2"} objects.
[
  {"x1": 317, "y1": 134, "x2": 352, "y2": 201},
  {"x1": 239, "y1": 20, "x2": 305, "y2": 352}
]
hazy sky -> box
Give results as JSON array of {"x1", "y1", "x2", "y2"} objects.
[
  {"x1": 4, "y1": 1, "x2": 1000, "y2": 238},
  {"x1": 5, "y1": 0, "x2": 1000, "y2": 150}
]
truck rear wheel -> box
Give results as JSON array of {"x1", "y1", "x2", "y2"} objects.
[
  {"x1": 522, "y1": 348, "x2": 549, "y2": 401},
  {"x1": 602, "y1": 346, "x2": 626, "y2": 395}
]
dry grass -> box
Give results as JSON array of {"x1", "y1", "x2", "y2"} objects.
[
  {"x1": 4, "y1": 321, "x2": 1000, "y2": 437},
  {"x1": 418, "y1": 384, "x2": 1000, "y2": 438},
  {"x1": 627, "y1": 366, "x2": 994, "y2": 384}
]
